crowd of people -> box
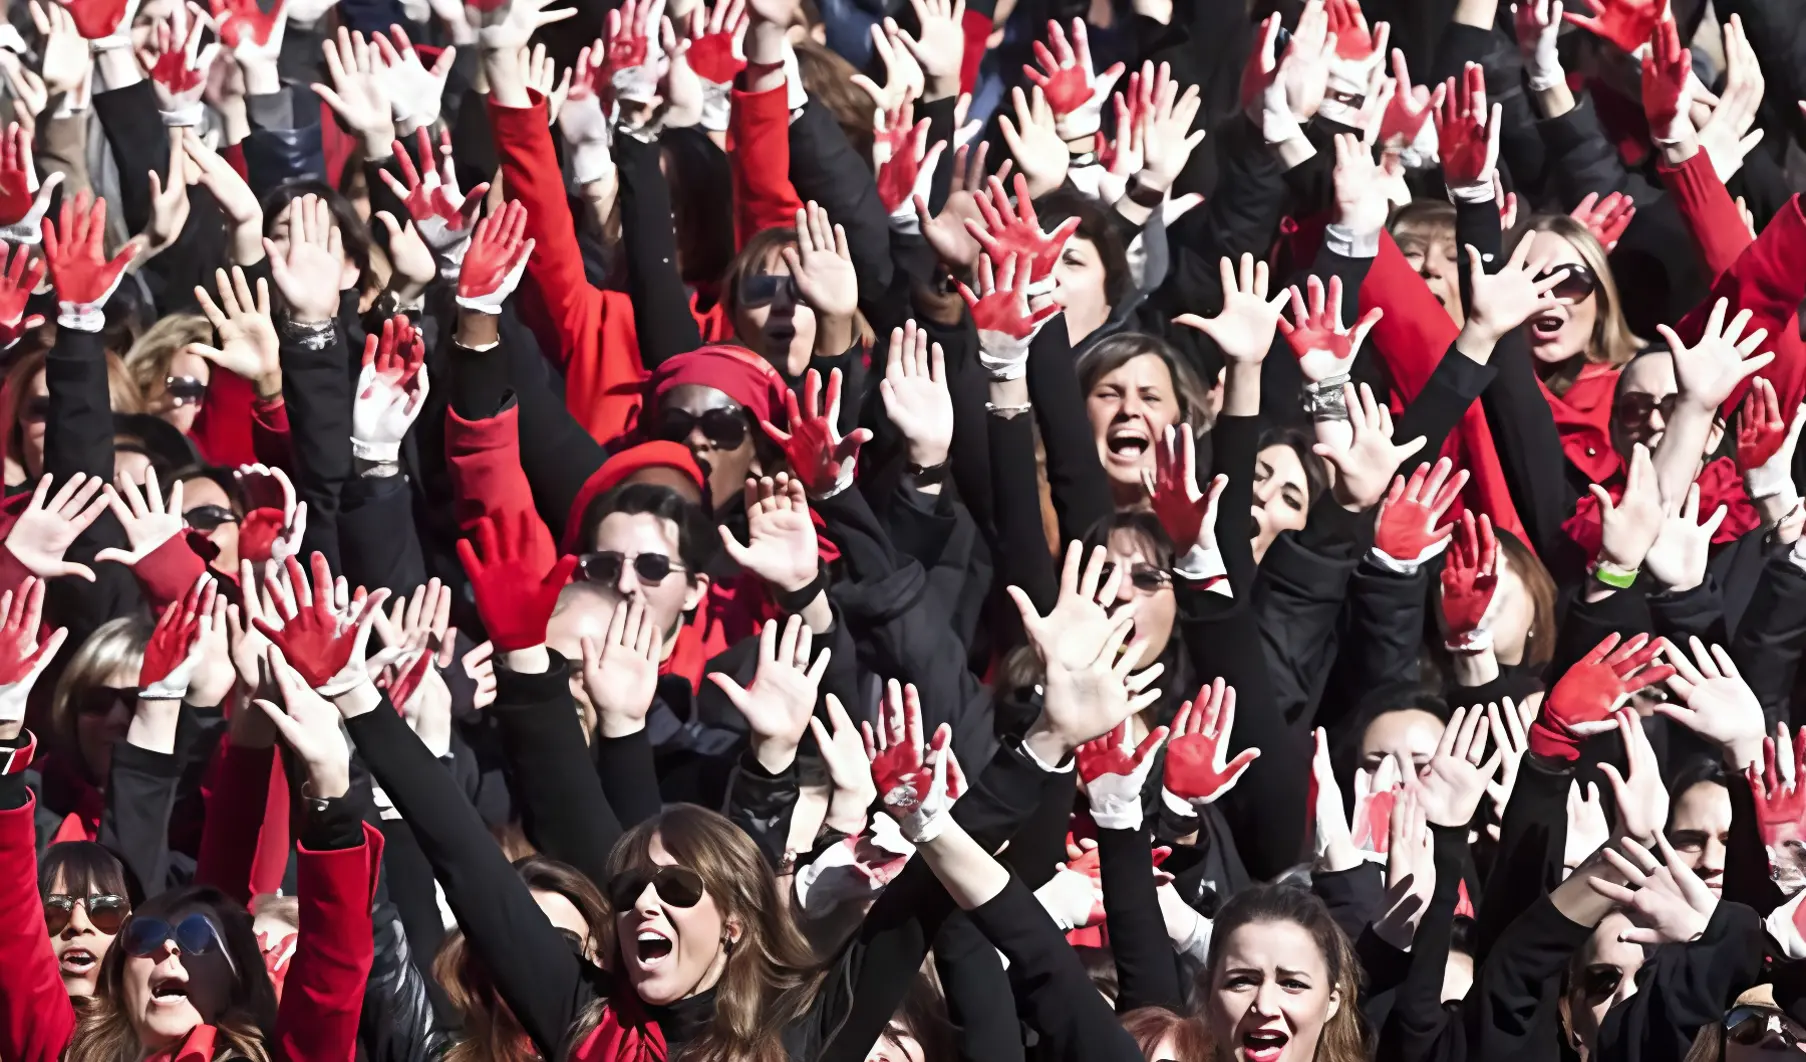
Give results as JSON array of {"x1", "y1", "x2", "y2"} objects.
[{"x1": 0, "y1": 0, "x2": 1802, "y2": 1055}]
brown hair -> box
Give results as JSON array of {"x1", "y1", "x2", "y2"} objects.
[
  {"x1": 65, "y1": 885, "x2": 274, "y2": 1062},
  {"x1": 573, "y1": 804, "x2": 824, "y2": 1062},
  {"x1": 1121, "y1": 1007, "x2": 1212, "y2": 1062},
  {"x1": 0, "y1": 347, "x2": 144, "y2": 482},
  {"x1": 1076, "y1": 332, "x2": 1213, "y2": 439},
  {"x1": 793, "y1": 39, "x2": 873, "y2": 159},
  {"x1": 1202, "y1": 884, "x2": 1365, "y2": 1062},
  {"x1": 121, "y1": 314, "x2": 211, "y2": 411},
  {"x1": 1495, "y1": 527, "x2": 1557, "y2": 670},
  {"x1": 719, "y1": 228, "x2": 874, "y2": 362},
  {"x1": 1520, "y1": 215, "x2": 1645, "y2": 383},
  {"x1": 50, "y1": 616, "x2": 151, "y2": 773}
]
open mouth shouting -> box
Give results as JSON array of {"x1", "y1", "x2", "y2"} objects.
[
  {"x1": 59, "y1": 947, "x2": 98, "y2": 976},
  {"x1": 634, "y1": 926, "x2": 674, "y2": 968},
  {"x1": 1104, "y1": 424, "x2": 1151, "y2": 466},
  {"x1": 1240, "y1": 1028, "x2": 1290, "y2": 1062}
]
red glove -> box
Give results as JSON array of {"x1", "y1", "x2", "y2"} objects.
[
  {"x1": 253, "y1": 553, "x2": 391, "y2": 693},
  {"x1": 1737, "y1": 377, "x2": 1787, "y2": 472},
  {"x1": 140, "y1": 576, "x2": 216, "y2": 699},
  {"x1": 211, "y1": 0, "x2": 284, "y2": 47},
  {"x1": 1372, "y1": 459, "x2": 1469, "y2": 568},
  {"x1": 1276, "y1": 274, "x2": 1381, "y2": 381},
  {"x1": 43, "y1": 192, "x2": 135, "y2": 326},
  {"x1": 455, "y1": 511, "x2": 577, "y2": 652},
  {"x1": 1530, "y1": 632, "x2": 1674, "y2": 761},
  {"x1": 760, "y1": 369, "x2": 873, "y2": 499},
  {"x1": 1432, "y1": 63, "x2": 1494, "y2": 190},
  {"x1": 1639, "y1": 16, "x2": 1689, "y2": 140},
  {"x1": 1439, "y1": 510, "x2": 1498, "y2": 652},
  {"x1": 1162, "y1": 678, "x2": 1260, "y2": 809},
  {"x1": 59, "y1": 0, "x2": 131, "y2": 41},
  {"x1": 0, "y1": 241, "x2": 46, "y2": 350},
  {"x1": 1021, "y1": 19, "x2": 1122, "y2": 135},
  {"x1": 1569, "y1": 191, "x2": 1637, "y2": 253},
  {"x1": 456, "y1": 200, "x2": 533, "y2": 314},
  {"x1": 0, "y1": 123, "x2": 59, "y2": 244},
  {"x1": 1751, "y1": 728, "x2": 1806, "y2": 847},
  {"x1": 966, "y1": 173, "x2": 1082, "y2": 286},
  {"x1": 1563, "y1": 0, "x2": 1663, "y2": 59},
  {"x1": 1378, "y1": 50, "x2": 1434, "y2": 146}
]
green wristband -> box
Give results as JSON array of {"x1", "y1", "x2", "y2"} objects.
[{"x1": 1591, "y1": 561, "x2": 1639, "y2": 589}]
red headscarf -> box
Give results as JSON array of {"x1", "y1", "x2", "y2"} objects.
[{"x1": 644, "y1": 345, "x2": 787, "y2": 426}]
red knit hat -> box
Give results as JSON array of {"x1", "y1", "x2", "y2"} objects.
[{"x1": 645, "y1": 344, "x2": 787, "y2": 425}]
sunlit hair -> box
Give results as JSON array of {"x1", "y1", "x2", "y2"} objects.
[
  {"x1": 1255, "y1": 426, "x2": 1330, "y2": 511},
  {"x1": 0, "y1": 348, "x2": 144, "y2": 481},
  {"x1": 438, "y1": 856, "x2": 609, "y2": 1062},
  {"x1": 1121, "y1": 1006, "x2": 1212, "y2": 1062},
  {"x1": 121, "y1": 314, "x2": 211, "y2": 412},
  {"x1": 574, "y1": 805, "x2": 823, "y2": 1062},
  {"x1": 718, "y1": 228, "x2": 874, "y2": 358},
  {"x1": 794, "y1": 40, "x2": 872, "y2": 158},
  {"x1": 1076, "y1": 332, "x2": 1213, "y2": 439},
  {"x1": 65, "y1": 885, "x2": 274, "y2": 1062},
  {"x1": 1519, "y1": 215, "x2": 1645, "y2": 374},
  {"x1": 50, "y1": 616, "x2": 151, "y2": 767},
  {"x1": 1203, "y1": 884, "x2": 1364, "y2": 1062},
  {"x1": 1493, "y1": 528, "x2": 1556, "y2": 670},
  {"x1": 1388, "y1": 199, "x2": 1457, "y2": 247}
]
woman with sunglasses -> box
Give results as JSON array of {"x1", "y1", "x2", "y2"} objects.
[{"x1": 39, "y1": 841, "x2": 135, "y2": 1001}]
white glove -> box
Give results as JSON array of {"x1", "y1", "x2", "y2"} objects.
[
  {"x1": 1034, "y1": 865, "x2": 1102, "y2": 931},
  {"x1": 351, "y1": 362, "x2": 430, "y2": 461}
]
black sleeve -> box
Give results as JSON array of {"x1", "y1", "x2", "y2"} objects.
[
  {"x1": 1645, "y1": 579, "x2": 1728, "y2": 647},
  {"x1": 595, "y1": 728, "x2": 665, "y2": 832},
  {"x1": 495, "y1": 317, "x2": 609, "y2": 539},
  {"x1": 278, "y1": 312, "x2": 358, "y2": 572},
  {"x1": 1723, "y1": 769, "x2": 1786, "y2": 916},
  {"x1": 337, "y1": 474, "x2": 427, "y2": 598},
  {"x1": 1478, "y1": 326, "x2": 1587, "y2": 584},
  {"x1": 1594, "y1": 901, "x2": 1768, "y2": 1062},
  {"x1": 1097, "y1": 826, "x2": 1184, "y2": 1014},
  {"x1": 1379, "y1": 825, "x2": 1468, "y2": 1062},
  {"x1": 1210, "y1": 414, "x2": 1261, "y2": 605},
  {"x1": 614, "y1": 132, "x2": 703, "y2": 368},
  {"x1": 359, "y1": 896, "x2": 449, "y2": 1062},
  {"x1": 1250, "y1": 514, "x2": 1360, "y2": 729},
  {"x1": 1475, "y1": 756, "x2": 1571, "y2": 964},
  {"x1": 98, "y1": 738, "x2": 183, "y2": 895},
  {"x1": 986, "y1": 408, "x2": 1060, "y2": 616},
  {"x1": 491, "y1": 652, "x2": 624, "y2": 891},
  {"x1": 1469, "y1": 895, "x2": 1594, "y2": 1062},
  {"x1": 91, "y1": 81, "x2": 165, "y2": 236},
  {"x1": 787, "y1": 98, "x2": 894, "y2": 309},
  {"x1": 933, "y1": 912, "x2": 1026, "y2": 1062},
  {"x1": 721, "y1": 752, "x2": 798, "y2": 869},
  {"x1": 1730, "y1": 548, "x2": 1806, "y2": 721},
  {"x1": 346, "y1": 698, "x2": 602, "y2": 1057},
  {"x1": 1027, "y1": 317, "x2": 1114, "y2": 544}
]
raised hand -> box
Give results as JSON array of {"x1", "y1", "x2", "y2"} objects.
[
  {"x1": 711, "y1": 614, "x2": 830, "y2": 772},
  {"x1": 1738, "y1": 376, "x2": 1788, "y2": 474},
  {"x1": 1570, "y1": 191, "x2": 1636, "y2": 253},
  {"x1": 560, "y1": 44, "x2": 615, "y2": 184},
  {"x1": 1310, "y1": 727, "x2": 1360, "y2": 871},
  {"x1": 30, "y1": 2, "x2": 90, "y2": 98},
  {"x1": 1661, "y1": 297, "x2": 1773, "y2": 414},
  {"x1": 1035, "y1": 842, "x2": 1105, "y2": 930},
  {"x1": 5, "y1": 473, "x2": 105, "y2": 581},
  {"x1": 1751, "y1": 727, "x2": 1806, "y2": 848},
  {"x1": 1372, "y1": 458, "x2": 1468, "y2": 569},
  {"x1": 262, "y1": 194, "x2": 344, "y2": 325},
  {"x1": 1642, "y1": 482, "x2": 1726, "y2": 592},
  {"x1": 43, "y1": 191, "x2": 134, "y2": 328},
  {"x1": 1319, "y1": 0, "x2": 1389, "y2": 129},
  {"x1": 1565, "y1": 778, "x2": 1609, "y2": 870},
  {"x1": 717, "y1": 474, "x2": 819, "y2": 596},
  {"x1": 879, "y1": 321, "x2": 953, "y2": 470},
  {"x1": 1162, "y1": 678, "x2": 1259, "y2": 812},
  {"x1": 580, "y1": 598, "x2": 660, "y2": 737},
  {"x1": 1077, "y1": 718, "x2": 1168, "y2": 829},
  {"x1": 234, "y1": 464, "x2": 305, "y2": 566},
  {"x1": 1350, "y1": 753, "x2": 1403, "y2": 858},
  {"x1": 1131, "y1": 63, "x2": 1205, "y2": 200},
  {"x1": 1277, "y1": 274, "x2": 1382, "y2": 382},
  {"x1": 1463, "y1": 229, "x2": 1571, "y2": 344},
  {"x1": 687, "y1": 0, "x2": 748, "y2": 130},
  {"x1": 0, "y1": 123, "x2": 61, "y2": 245},
  {"x1": 966, "y1": 173, "x2": 1081, "y2": 288},
  {"x1": 1021, "y1": 19, "x2": 1122, "y2": 139},
  {"x1": 1484, "y1": 699, "x2": 1529, "y2": 834},
  {"x1": 256, "y1": 647, "x2": 353, "y2": 798},
  {"x1": 190, "y1": 266, "x2": 279, "y2": 399},
  {"x1": 1592, "y1": 441, "x2": 1663, "y2": 573},
  {"x1": 1278, "y1": 0, "x2": 1335, "y2": 124},
  {"x1": 1656, "y1": 636, "x2": 1764, "y2": 767},
  {"x1": 1143, "y1": 429, "x2": 1227, "y2": 581},
  {"x1": 849, "y1": 17, "x2": 922, "y2": 114},
  {"x1": 1561, "y1": 0, "x2": 1663, "y2": 56},
  {"x1": 1591, "y1": 836, "x2": 1717, "y2": 944},
  {"x1": 865, "y1": 679, "x2": 964, "y2": 843},
  {"x1": 1328, "y1": 129, "x2": 1389, "y2": 236},
  {"x1": 1240, "y1": 14, "x2": 1297, "y2": 142},
  {"x1": 998, "y1": 85, "x2": 1067, "y2": 199},
  {"x1": 380, "y1": 127, "x2": 490, "y2": 263},
  {"x1": 810, "y1": 694, "x2": 879, "y2": 835},
  {"x1": 456, "y1": 199, "x2": 533, "y2": 314},
  {"x1": 0, "y1": 576, "x2": 64, "y2": 738},
  {"x1": 959, "y1": 253, "x2": 1058, "y2": 380},
  {"x1": 785, "y1": 202, "x2": 858, "y2": 324},
  {"x1": 1371, "y1": 787, "x2": 1434, "y2": 949},
  {"x1": 1531, "y1": 634, "x2": 1673, "y2": 762},
  {"x1": 58, "y1": 0, "x2": 138, "y2": 40},
  {"x1": 96, "y1": 467, "x2": 186, "y2": 567},
  {"x1": 1312, "y1": 382, "x2": 1428, "y2": 511},
  {"x1": 139, "y1": 576, "x2": 217, "y2": 701},
  {"x1": 212, "y1": 0, "x2": 285, "y2": 50},
  {"x1": 351, "y1": 314, "x2": 428, "y2": 462},
  {"x1": 1696, "y1": 14, "x2": 1763, "y2": 183},
  {"x1": 1416, "y1": 705, "x2": 1502, "y2": 827},
  {"x1": 760, "y1": 369, "x2": 872, "y2": 499},
  {"x1": 1433, "y1": 63, "x2": 1499, "y2": 194},
  {"x1": 181, "y1": 129, "x2": 262, "y2": 239},
  {"x1": 253, "y1": 552, "x2": 391, "y2": 694},
  {"x1": 602, "y1": 0, "x2": 665, "y2": 103},
  {"x1": 1174, "y1": 254, "x2": 1286, "y2": 365},
  {"x1": 1378, "y1": 49, "x2": 1435, "y2": 148},
  {"x1": 137, "y1": 1, "x2": 218, "y2": 125},
  {"x1": 1599, "y1": 709, "x2": 1669, "y2": 845},
  {"x1": 1440, "y1": 510, "x2": 1499, "y2": 652},
  {"x1": 372, "y1": 25, "x2": 453, "y2": 134},
  {"x1": 1514, "y1": 0, "x2": 1566, "y2": 90},
  {"x1": 914, "y1": 139, "x2": 1000, "y2": 271},
  {"x1": 873, "y1": 102, "x2": 944, "y2": 222},
  {"x1": 312, "y1": 29, "x2": 394, "y2": 158},
  {"x1": 466, "y1": 0, "x2": 576, "y2": 53},
  {"x1": 456, "y1": 510, "x2": 576, "y2": 652},
  {"x1": 1639, "y1": 15, "x2": 1691, "y2": 142}
]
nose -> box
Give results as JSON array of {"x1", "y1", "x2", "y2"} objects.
[
  {"x1": 1647, "y1": 406, "x2": 1665, "y2": 435},
  {"x1": 684, "y1": 425, "x2": 713, "y2": 454},
  {"x1": 65, "y1": 903, "x2": 93, "y2": 936},
  {"x1": 1114, "y1": 575, "x2": 1136, "y2": 604},
  {"x1": 1704, "y1": 838, "x2": 1727, "y2": 879},
  {"x1": 1252, "y1": 981, "x2": 1284, "y2": 1017},
  {"x1": 616, "y1": 562, "x2": 640, "y2": 598},
  {"x1": 633, "y1": 883, "x2": 663, "y2": 916}
]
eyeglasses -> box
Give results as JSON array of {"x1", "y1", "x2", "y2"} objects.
[
  {"x1": 1098, "y1": 560, "x2": 1173, "y2": 594},
  {"x1": 124, "y1": 912, "x2": 235, "y2": 973},
  {"x1": 1536, "y1": 263, "x2": 1599, "y2": 303},
  {"x1": 184, "y1": 505, "x2": 238, "y2": 532},
  {"x1": 607, "y1": 865, "x2": 705, "y2": 910},
  {"x1": 164, "y1": 376, "x2": 207, "y2": 408},
  {"x1": 1613, "y1": 391, "x2": 1677, "y2": 429},
  {"x1": 20, "y1": 396, "x2": 47, "y2": 423},
  {"x1": 1725, "y1": 1006, "x2": 1806, "y2": 1047},
  {"x1": 577, "y1": 551, "x2": 684, "y2": 586},
  {"x1": 44, "y1": 894, "x2": 129, "y2": 935},
  {"x1": 739, "y1": 272, "x2": 798, "y2": 308},
  {"x1": 653, "y1": 406, "x2": 749, "y2": 451},
  {"x1": 1578, "y1": 963, "x2": 1622, "y2": 1001}
]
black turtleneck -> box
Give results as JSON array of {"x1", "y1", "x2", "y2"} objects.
[{"x1": 646, "y1": 987, "x2": 718, "y2": 1050}]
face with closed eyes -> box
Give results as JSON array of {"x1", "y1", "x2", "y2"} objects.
[
  {"x1": 1251, "y1": 445, "x2": 1310, "y2": 564},
  {"x1": 1087, "y1": 354, "x2": 1181, "y2": 497},
  {"x1": 1053, "y1": 235, "x2": 1111, "y2": 344},
  {"x1": 617, "y1": 832, "x2": 737, "y2": 1005},
  {"x1": 1359, "y1": 708, "x2": 1445, "y2": 778},
  {"x1": 122, "y1": 907, "x2": 238, "y2": 1053},
  {"x1": 1206, "y1": 920, "x2": 1341, "y2": 1062}
]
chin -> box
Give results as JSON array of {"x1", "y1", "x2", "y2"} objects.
[
  {"x1": 137, "y1": 1004, "x2": 204, "y2": 1047},
  {"x1": 1529, "y1": 332, "x2": 1586, "y2": 366}
]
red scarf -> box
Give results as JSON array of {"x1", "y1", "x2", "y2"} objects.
[
  {"x1": 1536, "y1": 363, "x2": 1623, "y2": 486},
  {"x1": 147, "y1": 1025, "x2": 218, "y2": 1062},
  {"x1": 1563, "y1": 455, "x2": 1763, "y2": 558},
  {"x1": 571, "y1": 990, "x2": 668, "y2": 1062}
]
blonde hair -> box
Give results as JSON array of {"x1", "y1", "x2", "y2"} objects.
[
  {"x1": 121, "y1": 314, "x2": 211, "y2": 409},
  {"x1": 50, "y1": 616, "x2": 150, "y2": 757},
  {"x1": 1520, "y1": 215, "x2": 1645, "y2": 380},
  {"x1": 0, "y1": 348, "x2": 145, "y2": 481}
]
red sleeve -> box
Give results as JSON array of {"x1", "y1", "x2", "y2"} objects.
[
  {"x1": 445, "y1": 403, "x2": 538, "y2": 533},
  {"x1": 189, "y1": 369, "x2": 258, "y2": 468},
  {"x1": 730, "y1": 84, "x2": 804, "y2": 247},
  {"x1": 251, "y1": 396, "x2": 295, "y2": 473},
  {"x1": 959, "y1": 9, "x2": 992, "y2": 96},
  {"x1": 489, "y1": 94, "x2": 647, "y2": 442},
  {"x1": 0, "y1": 791, "x2": 77, "y2": 1062},
  {"x1": 1657, "y1": 150, "x2": 1752, "y2": 279},
  {"x1": 195, "y1": 741, "x2": 275, "y2": 907},
  {"x1": 274, "y1": 824, "x2": 382, "y2": 1062},
  {"x1": 129, "y1": 535, "x2": 212, "y2": 612},
  {"x1": 251, "y1": 756, "x2": 292, "y2": 900},
  {"x1": 0, "y1": 545, "x2": 31, "y2": 602},
  {"x1": 1672, "y1": 193, "x2": 1806, "y2": 412},
  {"x1": 222, "y1": 141, "x2": 249, "y2": 183}
]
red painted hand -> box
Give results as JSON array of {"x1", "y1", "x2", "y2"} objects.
[
  {"x1": 43, "y1": 192, "x2": 136, "y2": 310},
  {"x1": 760, "y1": 369, "x2": 873, "y2": 498},
  {"x1": 1163, "y1": 678, "x2": 1260, "y2": 805},
  {"x1": 455, "y1": 510, "x2": 577, "y2": 652},
  {"x1": 1439, "y1": 510, "x2": 1498, "y2": 651},
  {"x1": 1531, "y1": 632, "x2": 1674, "y2": 760},
  {"x1": 1373, "y1": 458, "x2": 1469, "y2": 564}
]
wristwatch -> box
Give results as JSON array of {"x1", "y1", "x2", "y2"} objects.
[{"x1": 906, "y1": 459, "x2": 948, "y2": 486}]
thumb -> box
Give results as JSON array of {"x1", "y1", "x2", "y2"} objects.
[
  {"x1": 55, "y1": 561, "x2": 96, "y2": 582},
  {"x1": 717, "y1": 524, "x2": 752, "y2": 565},
  {"x1": 93, "y1": 547, "x2": 135, "y2": 566},
  {"x1": 706, "y1": 671, "x2": 752, "y2": 712}
]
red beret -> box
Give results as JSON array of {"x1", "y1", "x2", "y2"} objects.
[
  {"x1": 561, "y1": 441, "x2": 707, "y2": 552},
  {"x1": 646, "y1": 344, "x2": 787, "y2": 425}
]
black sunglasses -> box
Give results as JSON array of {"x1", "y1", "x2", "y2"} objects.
[
  {"x1": 1537, "y1": 263, "x2": 1599, "y2": 302},
  {"x1": 75, "y1": 685, "x2": 139, "y2": 715},
  {"x1": 1725, "y1": 1006, "x2": 1806, "y2": 1047},
  {"x1": 1579, "y1": 963, "x2": 1622, "y2": 1000},
  {"x1": 654, "y1": 406, "x2": 749, "y2": 451},
  {"x1": 1098, "y1": 560, "x2": 1173, "y2": 594},
  {"x1": 1613, "y1": 391, "x2": 1677, "y2": 429},
  {"x1": 577, "y1": 551, "x2": 684, "y2": 586},
  {"x1": 44, "y1": 894, "x2": 129, "y2": 935},
  {"x1": 607, "y1": 865, "x2": 706, "y2": 910},
  {"x1": 125, "y1": 913, "x2": 234, "y2": 972},
  {"x1": 184, "y1": 505, "x2": 238, "y2": 532},
  {"x1": 164, "y1": 376, "x2": 207, "y2": 407},
  {"x1": 739, "y1": 273, "x2": 797, "y2": 308}
]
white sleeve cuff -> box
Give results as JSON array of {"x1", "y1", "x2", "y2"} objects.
[{"x1": 1324, "y1": 222, "x2": 1380, "y2": 259}]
